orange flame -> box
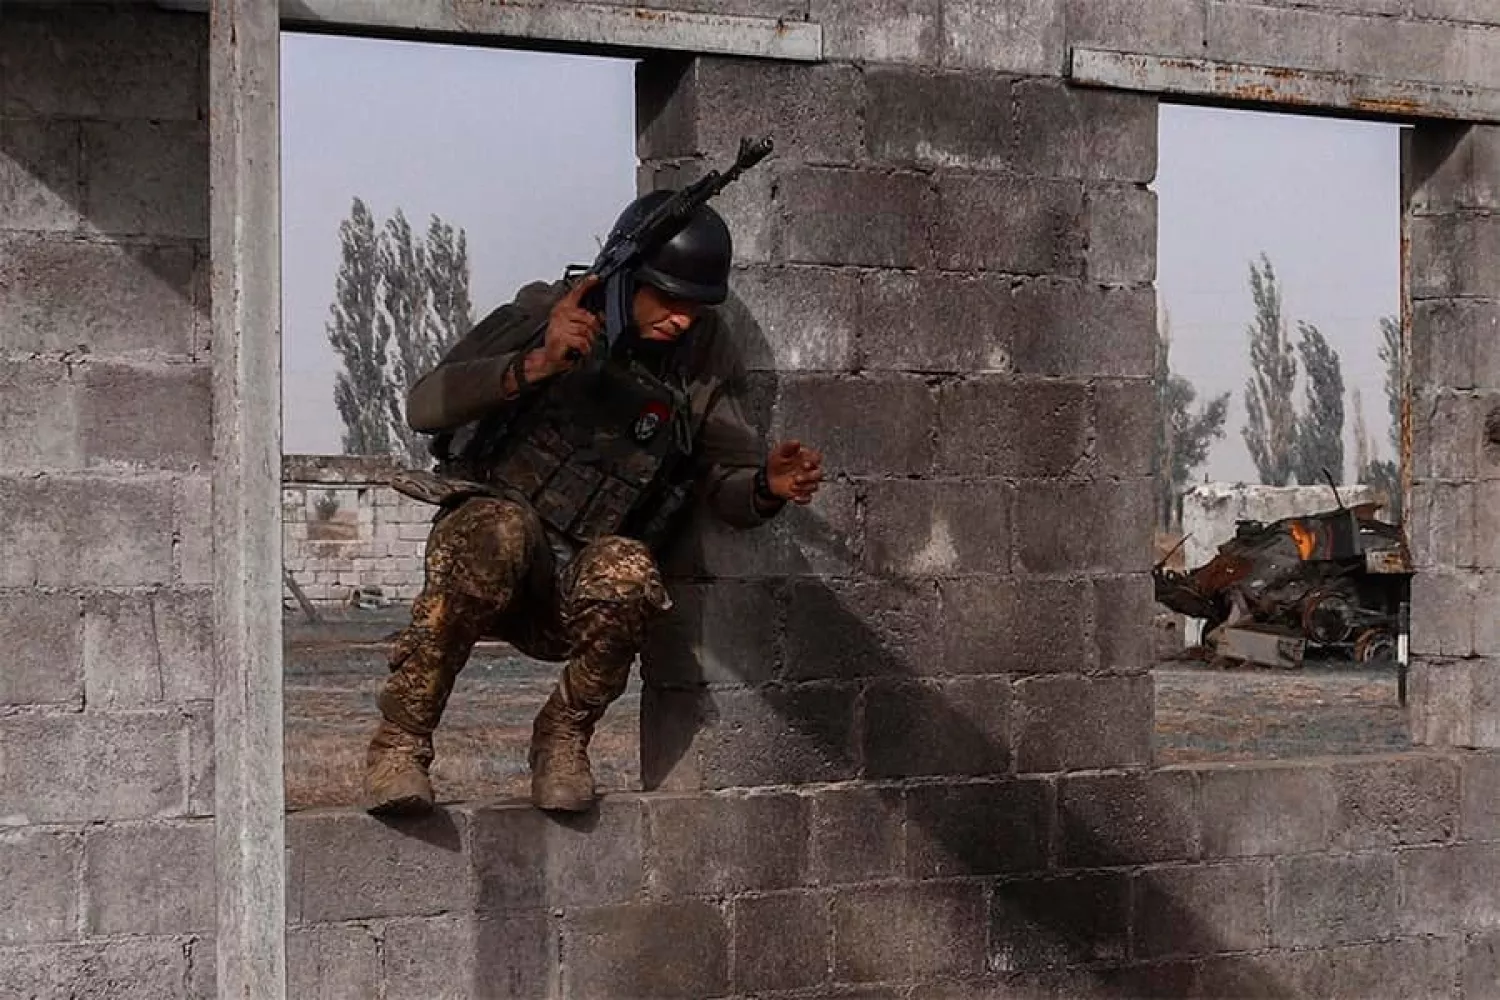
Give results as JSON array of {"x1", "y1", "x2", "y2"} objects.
[{"x1": 1288, "y1": 520, "x2": 1317, "y2": 560}]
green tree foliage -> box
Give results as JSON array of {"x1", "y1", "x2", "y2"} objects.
[
  {"x1": 1241, "y1": 253, "x2": 1300, "y2": 486},
  {"x1": 327, "y1": 197, "x2": 391, "y2": 456},
  {"x1": 1155, "y1": 310, "x2": 1230, "y2": 529},
  {"x1": 1291, "y1": 322, "x2": 1345, "y2": 486},
  {"x1": 1358, "y1": 314, "x2": 1403, "y2": 520}
]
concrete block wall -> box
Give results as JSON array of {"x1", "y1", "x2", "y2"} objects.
[{"x1": 0, "y1": 6, "x2": 215, "y2": 997}]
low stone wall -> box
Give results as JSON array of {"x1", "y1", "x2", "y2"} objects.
[{"x1": 282, "y1": 455, "x2": 432, "y2": 606}]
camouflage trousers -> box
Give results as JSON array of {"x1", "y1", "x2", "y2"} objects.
[{"x1": 377, "y1": 495, "x2": 672, "y2": 738}]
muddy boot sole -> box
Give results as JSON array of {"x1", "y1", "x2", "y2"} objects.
[{"x1": 530, "y1": 781, "x2": 596, "y2": 813}]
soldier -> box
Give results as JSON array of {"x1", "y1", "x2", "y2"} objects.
[{"x1": 364, "y1": 190, "x2": 824, "y2": 815}]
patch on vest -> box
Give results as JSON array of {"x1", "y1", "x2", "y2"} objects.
[{"x1": 632, "y1": 400, "x2": 670, "y2": 443}]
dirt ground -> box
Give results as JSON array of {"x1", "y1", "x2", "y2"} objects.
[{"x1": 283, "y1": 607, "x2": 1410, "y2": 811}]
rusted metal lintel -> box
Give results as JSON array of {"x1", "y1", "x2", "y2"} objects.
[{"x1": 1069, "y1": 48, "x2": 1500, "y2": 124}]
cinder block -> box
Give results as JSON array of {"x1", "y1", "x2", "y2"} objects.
[
  {"x1": 695, "y1": 685, "x2": 859, "y2": 788},
  {"x1": 83, "y1": 592, "x2": 162, "y2": 707},
  {"x1": 1341, "y1": 13, "x2": 1471, "y2": 85},
  {"x1": 0, "y1": 474, "x2": 174, "y2": 587},
  {"x1": 1013, "y1": 478, "x2": 1155, "y2": 574},
  {"x1": 1064, "y1": 0, "x2": 1207, "y2": 56},
  {"x1": 1408, "y1": 123, "x2": 1500, "y2": 215},
  {"x1": 1132, "y1": 862, "x2": 1270, "y2": 959},
  {"x1": 1322, "y1": 938, "x2": 1462, "y2": 1000},
  {"x1": 779, "y1": 166, "x2": 934, "y2": 268},
  {"x1": 832, "y1": 882, "x2": 986, "y2": 982},
  {"x1": 1462, "y1": 751, "x2": 1500, "y2": 839},
  {"x1": 904, "y1": 779, "x2": 1048, "y2": 878},
  {"x1": 935, "y1": 377, "x2": 1088, "y2": 477},
  {"x1": 863, "y1": 479, "x2": 1012, "y2": 576},
  {"x1": 1271, "y1": 853, "x2": 1397, "y2": 948},
  {"x1": 1465, "y1": 931, "x2": 1500, "y2": 1000},
  {"x1": 639, "y1": 684, "x2": 708, "y2": 792},
  {"x1": 287, "y1": 809, "x2": 472, "y2": 923},
  {"x1": 932, "y1": 174, "x2": 1085, "y2": 276},
  {"x1": 1085, "y1": 184, "x2": 1157, "y2": 286},
  {"x1": 1011, "y1": 79, "x2": 1157, "y2": 184},
  {"x1": 1094, "y1": 574, "x2": 1154, "y2": 674},
  {"x1": 942, "y1": 0, "x2": 1065, "y2": 74},
  {"x1": 1399, "y1": 843, "x2": 1500, "y2": 935},
  {"x1": 1411, "y1": 389, "x2": 1482, "y2": 481},
  {"x1": 1474, "y1": 485, "x2": 1500, "y2": 570},
  {"x1": 1407, "y1": 483, "x2": 1476, "y2": 572},
  {"x1": 84, "y1": 821, "x2": 211, "y2": 935},
  {"x1": 989, "y1": 871, "x2": 1129, "y2": 971},
  {"x1": 1330, "y1": 756, "x2": 1459, "y2": 849},
  {"x1": 694, "y1": 60, "x2": 864, "y2": 165},
  {"x1": 938, "y1": 576, "x2": 1089, "y2": 676},
  {"x1": 1199, "y1": 763, "x2": 1333, "y2": 857},
  {"x1": 560, "y1": 899, "x2": 728, "y2": 999},
  {"x1": 1411, "y1": 299, "x2": 1483, "y2": 392},
  {"x1": 732, "y1": 891, "x2": 831, "y2": 993},
  {"x1": 1013, "y1": 674, "x2": 1153, "y2": 772},
  {"x1": 0, "y1": 939, "x2": 192, "y2": 999},
  {"x1": 381, "y1": 916, "x2": 477, "y2": 1000},
  {"x1": 0, "y1": 361, "x2": 79, "y2": 470},
  {"x1": 726, "y1": 265, "x2": 859, "y2": 371},
  {"x1": 809, "y1": 786, "x2": 904, "y2": 885},
  {"x1": 1058, "y1": 771, "x2": 1199, "y2": 866},
  {"x1": 774, "y1": 374, "x2": 936, "y2": 476},
  {"x1": 856, "y1": 270, "x2": 1014, "y2": 372},
  {"x1": 0, "y1": 711, "x2": 187, "y2": 822},
  {"x1": 82, "y1": 121, "x2": 207, "y2": 239},
  {"x1": 0, "y1": 7, "x2": 204, "y2": 120},
  {"x1": 1411, "y1": 659, "x2": 1477, "y2": 746},
  {"x1": 0, "y1": 591, "x2": 83, "y2": 706},
  {"x1": 1010, "y1": 280, "x2": 1156, "y2": 378},
  {"x1": 0, "y1": 829, "x2": 79, "y2": 944},
  {"x1": 863, "y1": 677, "x2": 1012, "y2": 779},
  {"x1": 184, "y1": 702, "x2": 212, "y2": 817},
  {"x1": 288, "y1": 923, "x2": 380, "y2": 1000},
  {"x1": 1410, "y1": 569, "x2": 1476, "y2": 657},
  {"x1": 1409, "y1": 215, "x2": 1500, "y2": 299},
  {"x1": 473, "y1": 798, "x2": 644, "y2": 911},
  {"x1": 1206, "y1": 1, "x2": 1344, "y2": 71},
  {"x1": 864, "y1": 67, "x2": 1012, "y2": 169},
  {"x1": 658, "y1": 481, "x2": 861, "y2": 580},
  {"x1": 783, "y1": 577, "x2": 940, "y2": 681},
  {"x1": 476, "y1": 910, "x2": 556, "y2": 999},
  {"x1": 1411, "y1": 0, "x2": 1500, "y2": 25},
  {"x1": 0, "y1": 119, "x2": 83, "y2": 231},
  {"x1": 642, "y1": 581, "x2": 779, "y2": 687},
  {"x1": 78, "y1": 362, "x2": 211, "y2": 470},
  {"x1": 808, "y1": 0, "x2": 940, "y2": 63}
]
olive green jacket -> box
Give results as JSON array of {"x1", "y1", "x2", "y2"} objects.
[{"x1": 406, "y1": 279, "x2": 775, "y2": 530}]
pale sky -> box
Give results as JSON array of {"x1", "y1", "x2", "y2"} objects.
[{"x1": 280, "y1": 33, "x2": 1401, "y2": 484}]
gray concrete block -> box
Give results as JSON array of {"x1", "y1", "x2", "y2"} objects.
[
  {"x1": 79, "y1": 361, "x2": 212, "y2": 470},
  {"x1": 939, "y1": 576, "x2": 1089, "y2": 676},
  {"x1": 474, "y1": 910, "x2": 554, "y2": 1000},
  {"x1": 1341, "y1": 12, "x2": 1473, "y2": 85},
  {"x1": 82, "y1": 121, "x2": 207, "y2": 239},
  {"x1": 832, "y1": 882, "x2": 986, "y2": 982},
  {"x1": 1330, "y1": 756, "x2": 1459, "y2": 849},
  {"x1": 932, "y1": 173, "x2": 1085, "y2": 276},
  {"x1": 1011, "y1": 79, "x2": 1157, "y2": 184},
  {"x1": 1013, "y1": 478, "x2": 1155, "y2": 574},
  {"x1": 1199, "y1": 763, "x2": 1333, "y2": 857},
  {"x1": 1411, "y1": 299, "x2": 1500, "y2": 392},
  {"x1": 696, "y1": 685, "x2": 858, "y2": 787},
  {"x1": 904, "y1": 779, "x2": 1048, "y2": 877},
  {"x1": 83, "y1": 591, "x2": 163, "y2": 707},
  {"x1": 856, "y1": 270, "x2": 1014, "y2": 372},
  {"x1": 1086, "y1": 184, "x2": 1157, "y2": 286},
  {"x1": 1410, "y1": 215, "x2": 1500, "y2": 299},
  {"x1": 1411, "y1": 0, "x2": 1500, "y2": 23},
  {"x1": 774, "y1": 374, "x2": 936, "y2": 476},
  {"x1": 639, "y1": 684, "x2": 709, "y2": 793},
  {"x1": 1409, "y1": 123, "x2": 1500, "y2": 215},
  {"x1": 1410, "y1": 568, "x2": 1476, "y2": 658},
  {"x1": 779, "y1": 166, "x2": 934, "y2": 267},
  {"x1": 1462, "y1": 751, "x2": 1500, "y2": 839},
  {"x1": 287, "y1": 810, "x2": 472, "y2": 923},
  {"x1": 0, "y1": 590, "x2": 82, "y2": 707},
  {"x1": 732, "y1": 891, "x2": 830, "y2": 993},
  {"x1": 1399, "y1": 843, "x2": 1500, "y2": 935},
  {"x1": 726, "y1": 265, "x2": 859, "y2": 371},
  {"x1": 942, "y1": 0, "x2": 1065, "y2": 74},
  {"x1": 1412, "y1": 389, "x2": 1482, "y2": 480},
  {"x1": 809, "y1": 786, "x2": 904, "y2": 885},
  {"x1": 0, "y1": 119, "x2": 83, "y2": 231},
  {"x1": 1466, "y1": 931, "x2": 1500, "y2": 1000},
  {"x1": 694, "y1": 60, "x2": 864, "y2": 165},
  {"x1": 184, "y1": 701, "x2": 213, "y2": 817},
  {"x1": 1013, "y1": 674, "x2": 1153, "y2": 772},
  {"x1": 1272, "y1": 853, "x2": 1398, "y2": 948},
  {"x1": 288, "y1": 923, "x2": 380, "y2": 1000},
  {"x1": 1094, "y1": 573, "x2": 1155, "y2": 674},
  {"x1": 0, "y1": 938, "x2": 194, "y2": 999},
  {"x1": 642, "y1": 580, "x2": 779, "y2": 686},
  {"x1": 864, "y1": 67, "x2": 1012, "y2": 169},
  {"x1": 1058, "y1": 771, "x2": 1199, "y2": 866},
  {"x1": 935, "y1": 377, "x2": 1089, "y2": 477},
  {"x1": 175, "y1": 474, "x2": 212, "y2": 585},
  {"x1": 658, "y1": 480, "x2": 860, "y2": 579},
  {"x1": 0, "y1": 7, "x2": 204, "y2": 120},
  {"x1": 1093, "y1": 379, "x2": 1157, "y2": 477},
  {"x1": 1009, "y1": 281, "x2": 1156, "y2": 378},
  {"x1": 0, "y1": 829, "x2": 79, "y2": 944},
  {"x1": 809, "y1": 0, "x2": 940, "y2": 63},
  {"x1": 1472, "y1": 483, "x2": 1500, "y2": 570},
  {"x1": 84, "y1": 821, "x2": 212, "y2": 935},
  {"x1": 863, "y1": 677, "x2": 1012, "y2": 779},
  {"x1": 784, "y1": 577, "x2": 939, "y2": 681},
  {"x1": 561, "y1": 899, "x2": 728, "y2": 999},
  {"x1": 154, "y1": 588, "x2": 213, "y2": 701},
  {"x1": 1321, "y1": 939, "x2": 1462, "y2": 1000},
  {"x1": 0, "y1": 474, "x2": 174, "y2": 587},
  {"x1": 1065, "y1": 0, "x2": 1207, "y2": 56},
  {"x1": 647, "y1": 792, "x2": 808, "y2": 895},
  {"x1": 1206, "y1": 1, "x2": 1345, "y2": 71},
  {"x1": 1411, "y1": 660, "x2": 1477, "y2": 747},
  {"x1": 0, "y1": 234, "x2": 197, "y2": 357},
  {"x1": 1407, "y1": 482, "x2": 1476, "y2": 572},
  {"x1": 1133, "y1": 862, "x2": 1270, "y2": 959},
  {"x1": 863, "y1": 479, "x2": 1013, "y2": 576},
  {"x1": 471, "y1": 798, "x2": 642, "y2": 911},
  {"x1": 0, "y1": 360, "x2": 79, "y2": 470},
  {"x1": 0, "y1": 710, "x2": 188, "y2": 823},
  {"x1": 989, "y1": 873, "x2": 1130, "y2": 971},
  {"x1": 380, "y1": 916, "x2": 477, "y2": 1000}
]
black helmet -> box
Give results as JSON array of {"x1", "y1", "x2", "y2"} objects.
[{"x1": 608, "y1": 190, "x2": 733, "y2": 305}]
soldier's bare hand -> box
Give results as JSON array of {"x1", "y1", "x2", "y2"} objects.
[
  {"x1": 766, "y1": 440, "x2": 823, "y2": 505},
  {"x1": 542, "y1": 274, "x2": 604, "y2": 373}
]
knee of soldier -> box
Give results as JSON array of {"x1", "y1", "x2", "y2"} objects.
[
  {"x1": 425, "y1": 498, "x2": 543, "y2": 598},
  {"x1": 571, "y1": 536, "x2": 671, "y2": 611}
]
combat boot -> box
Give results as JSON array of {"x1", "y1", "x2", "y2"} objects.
[
  {"x1": 364, "y1": 719, "x2": 435, "y2": 816},
  {"x1": 528, "y1": 686, "x2": 604, "y2": 812}
]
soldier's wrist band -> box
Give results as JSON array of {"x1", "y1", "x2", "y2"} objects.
[{"x1": 753, "y1": 465, "x2": 782, "y2": 507}]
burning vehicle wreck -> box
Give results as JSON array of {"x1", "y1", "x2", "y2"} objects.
[{"x1": 1153, "y1": 494, "x2": 1413, "y2": 671}]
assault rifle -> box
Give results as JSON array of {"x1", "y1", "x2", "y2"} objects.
[{"x1": 564, "y1": 135, "x2": 774, "y2": 361}]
